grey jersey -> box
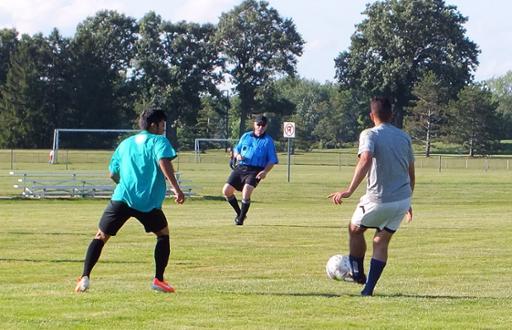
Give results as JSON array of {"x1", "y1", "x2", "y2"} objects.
[{"x1": 358, "y1": 123, "x2": 414, "y2": 203}]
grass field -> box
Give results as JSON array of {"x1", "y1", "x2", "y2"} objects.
[{"x1": 1, "y1": 154, "x2": 512, "y2": 329}]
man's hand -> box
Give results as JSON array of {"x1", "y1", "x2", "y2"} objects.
[
  {"x1": 256, "y1": 170, "x2": 267, "y2": 180},
  {"x1": 173, "y1": 189, "x2": 185, "y2": 204},
  {"x1": 327, "y1": 190, "x2": 352, "y2": 205},
  {"x1": 235, "y1": 154, "x2": 243, "y2": 161},
  {"x1": 406, "y1": 206, "x2": 413, "y2": 223}
]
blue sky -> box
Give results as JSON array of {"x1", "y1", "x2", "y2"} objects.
[{"x1": 1, "y1": 0, "x2": 511, "y2": 83}]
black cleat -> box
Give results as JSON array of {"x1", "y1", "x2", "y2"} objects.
[{"x1": 234, "y1": 215, "x2": 245, "y2": 225}]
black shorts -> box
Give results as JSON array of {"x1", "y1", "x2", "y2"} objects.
[
  {"x1": 226, "y1": 165, "x2": 264, "y2": 191},
  {"x1": 98, "y1": 201, "x2": 168, "y2": 236}
]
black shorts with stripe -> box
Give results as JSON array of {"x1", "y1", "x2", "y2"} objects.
[{"x1": 226, "y1": 165, "x2": 264, "y2": 191}]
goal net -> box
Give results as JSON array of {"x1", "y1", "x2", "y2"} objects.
[
  {"x1": 194, "y1": 138, "x2": 239, "y2": 163},
  {"x1": 50, "y1": 128, "x2": 139, "y2": 164}
]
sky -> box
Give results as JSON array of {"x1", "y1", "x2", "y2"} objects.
[{"x1": 0, "y1": 0, "x2": 511, "y2": 83}]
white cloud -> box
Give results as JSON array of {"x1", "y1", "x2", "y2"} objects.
[{"x1": 0, "y1": 0, "x2": 126, "y2": 35}]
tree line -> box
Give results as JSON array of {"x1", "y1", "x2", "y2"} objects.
[{"x1": 0, "y1": 0, "x2": 511, "y2": 156}]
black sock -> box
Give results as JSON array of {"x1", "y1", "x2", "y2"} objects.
[
  {"x1": 154, "y1": 235, "x2": 170, "y2": 281},
  {"x1": 226, "y1": 196, "x2": 241, "y2": 216},
  {"x1": 82, "y1": 239, "x2": 105, "y2": 277},
  {"x1": 239, "y1": 199, "x2": 251, "y2": 220}
]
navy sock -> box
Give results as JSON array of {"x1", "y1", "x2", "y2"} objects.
[
  {"x1": 349, "y1": 255, "x2": 365, "y2": 283},
  {"x1": 154, "y1": 235, "x2": 170, "y2": 281},
  {"x1": 361, "y1": 258, "x2": 386, "y2": 296},
  {"x1": 82, "y1": 239, "x2": 105, "y2": 277},
  {"x1": 226, "y1": 196, "x2": 241, "y2": 216},
  {"x1": 239, "y1": 199, "x2": 251, "y2": 221}
]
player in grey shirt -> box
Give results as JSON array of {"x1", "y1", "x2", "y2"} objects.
[{"x1": 329, "y1": 97, "x2": 415, "y2": 296}]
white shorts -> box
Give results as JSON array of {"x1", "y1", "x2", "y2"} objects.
[{"x1": 351, "y1": 195, "x2": 411, "y2": 232}]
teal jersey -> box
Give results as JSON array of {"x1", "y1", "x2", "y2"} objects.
[{"x1": 109, "y1": 130, "x2": 177, "y2": 212}]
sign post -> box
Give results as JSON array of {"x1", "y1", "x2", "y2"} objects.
[{"x1": 283, "y1": 122, "x2": 296, "y2": 183}]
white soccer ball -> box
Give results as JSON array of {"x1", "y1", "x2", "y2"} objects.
[{"x1": 326, "y1": 254, "x2": 351, "y2": 281}]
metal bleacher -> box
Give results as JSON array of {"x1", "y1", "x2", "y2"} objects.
[{"x1": 10, "y1": 171, "x2": 194, "y2": 199}]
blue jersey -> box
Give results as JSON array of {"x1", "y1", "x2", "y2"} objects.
[
  {"x1": 234, "y1": 132, "x2": 278, "y2": 168},
  {"x1": 109, "y1": 130, "x2": 177, "y2": 212}
]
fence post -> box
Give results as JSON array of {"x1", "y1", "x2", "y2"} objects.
[
  {"x1": 438, "y1": 155, "x2": 442, "y2": 172},
  {"x1": 10, "y1": 149, "x2": 14, "y2": 170}
]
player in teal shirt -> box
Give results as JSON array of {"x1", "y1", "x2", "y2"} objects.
[{"x1": 75, "y1": 108, "x2": 185, "y2": 294}]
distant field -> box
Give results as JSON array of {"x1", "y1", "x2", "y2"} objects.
[{"x1": 1, "y1": 152, "x2": 512, "y2": 328}]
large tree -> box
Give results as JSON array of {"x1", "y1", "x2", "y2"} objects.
[
  {"x1": 335, "y1": 0, "x2": 479, "y2": 128},
  {"x1": 0, "y1": 35, "x2": 49, "y2": 148},
  {"x1": 215, "y1": 0, "x2": 304, "y2": 135},
  {"x1": 0, "y1": 28, "x2": 19, "y2": 86},
  {"x1": 69, "y1": 10, "x2": 138, "y2": 137},
  {"x1": 446, "y1": 84, "x2": 500, "y2": 156},
  {"x1": 134, "y1": 12, "x2": 222, "y2": 146},
  {"x1": 405, "y1": 71, "x2": 448, "y2": 157},
  {"x1": 486, "y1": 71, "x2": 512, "y2": 139}
]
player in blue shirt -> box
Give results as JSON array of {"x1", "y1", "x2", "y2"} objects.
[
  {"x1": 75, "y1": 108, "x2": 185, "y2": 294},
  {"x1": 222, "y1": 115, "x2": 278, "y2": 225}
]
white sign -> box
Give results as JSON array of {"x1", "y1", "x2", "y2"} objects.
[{"x1": 283, "y1": 122, "x2": 296, "y2": 138}]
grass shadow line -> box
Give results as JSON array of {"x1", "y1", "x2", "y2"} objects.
[{"x1": 0, "y1": 258, "x2": 144, "y2": 264}]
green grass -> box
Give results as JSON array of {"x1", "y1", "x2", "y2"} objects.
[{"x1": 1, "y1": 155, "x2": 512, "y2": 328}]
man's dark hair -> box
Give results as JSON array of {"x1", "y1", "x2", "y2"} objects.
[
  {"x1": 370, "y1": 97, "x2": 393, "y2": 122},
  {"x1": 139, "y1": 108, "x2": 167, "y2": 130}
]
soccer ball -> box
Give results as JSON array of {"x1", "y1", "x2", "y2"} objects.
[{"x1": 325, "y1": 254, "x2": 351, "y2": 281}]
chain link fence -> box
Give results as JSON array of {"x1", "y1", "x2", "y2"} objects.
[{"x1": 1, "y1": 149, "x2": 511, "y2": 171}]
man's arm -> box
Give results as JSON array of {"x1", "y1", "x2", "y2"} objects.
[
  {"x1": 406, "y1": 161, "x2": 415, "y2": 222},
  {"x1": 159, "y1": 158, "x2": 185, "y2": 204},
  {"x1": 328, "y1": 151, "x2": 372, "y2": 205}
]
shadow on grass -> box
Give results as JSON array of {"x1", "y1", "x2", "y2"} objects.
[
  {"x1": 256, "y1": 224, "x2": 342, "y2": 229},
  {"x1": 375, "y1": 292, "x2": 482, "y2": 300},
  {"x1": 3, "y1": 231, "x2": 88, "y2": 236},
  {"x1": 234, "y1": 291, "x2": 484, "y2": 300},
  {"x1": 232, "y1": 291, "x2": 346, "y2": 298},
  {"x1": 0, "y1": 258, "x2": 143, "y2": 264},
  {"x1": 202, "y1": 195, "x2": 228, "y2": 201}
]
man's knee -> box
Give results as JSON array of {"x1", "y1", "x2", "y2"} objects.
[
  {"x1": 94, "y1": 230, "x2": 110, "y2": 243},
  {"x1": 349, "y1": 223, "x2": 366, "y2": 235},
  {"x1": 373, "y1": 232, "x2": 392, "y2": 247},
  {"x1": 223, "y1": 184, "x2": 234, "y2": 197},
  {"x1": 155, "y1": 226, "x2": 169, "y2": 237}
]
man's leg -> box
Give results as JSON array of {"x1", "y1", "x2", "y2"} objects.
[
  {"x1": 82, "y1": 230, "x2": 110, "y2": 277},
  {"x1": 361, "y1": 229, "x2": 393, "y2": 296},
  {"x1": 222, "y1": 183, "x2": 241, "y2": 216},
  {"x1": 152, "y1": 226, "x2": 175, "y2": 293},
  {"x1": 154, "y1": 226, "x2": 170, "y2": 282},
  {"x1": 348, "y1": 223, "x2": 367, "y2": 284},
  {"x1": 237, "y1": 184, "x2": 255, "y2": 225},
  {"x1": 76, "y1": 230, "x2": 110, "y2": 292}
]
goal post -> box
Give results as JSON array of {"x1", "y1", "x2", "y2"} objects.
[
  {"x1": 51, "y1": 128, "x2": 139, "y2": 164},
  {"x1": 194, "y1": 138, "x2": 239, "y2": 163}
]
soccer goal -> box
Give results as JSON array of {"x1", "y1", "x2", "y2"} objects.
[
  {"x1": 50, "y1": 128, "x2": 139, "y2": 164},
  {"x1": 194, "y1": 138, "x2": 239, "y2": 163}
]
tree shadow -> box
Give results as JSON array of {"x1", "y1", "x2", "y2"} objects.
[
  {"x1": 256, "y1": 224, "x2": 341, "y2": 229},
  {"x1": 4, "y1": 231, "x2": 88, "y2": 236},
  {"x1": 232, "y1": 291, "x2": 486, "y2": 300},
  {"x1": 0, "y1": 258, "x2": 143, "y2": 264}
]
